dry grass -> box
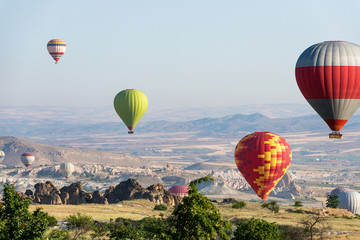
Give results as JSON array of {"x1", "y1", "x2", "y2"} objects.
[{"x1": 30, "y1": 200, "x2": 360, "y2": 239}]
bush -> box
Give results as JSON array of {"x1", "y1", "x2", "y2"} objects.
[
  {"x1": 261, "y1": 200, "x2": 279, "y2": 213},
  {"x1": 326, "y1": 194, "x2": 340, "y2": 208},
  {"x1": 293, "y1": 209, "x2": 305, "y2": 214},
  {"x1": 232, "y1": 200, "x2": 247, "y2": 209},
  {"x1": 232, "y1": 218, "x2": 280, "y2": 240},
  {"x1": 279, "y1": 225, "x2": 308, "y2": 240},
  {"x1": 154, "y1": 204, "x2": 168, "y2": 211},
  {"x1": 66, "y1": 213, "x2": 94, "y2": 240},
  {"x1": 294, "y1": 200, "x2": 303, "y2": 207},
  {"x1": 0, "y1": 183, "x2": 54, "y2": 240}
]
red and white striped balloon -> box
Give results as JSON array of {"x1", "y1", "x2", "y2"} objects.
[{"x1": 295, "y1": 41, "x2": 360, "y2": 134}]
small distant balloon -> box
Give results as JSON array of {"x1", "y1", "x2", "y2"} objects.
[
  {"x1": 168, "y1": 185, "x2": 189, "y2": 197},
  {"x1": 60, "y1": 162, "x2": 74, "y2": 180},
  {"x1": 47, "y1": 39, "x2": 66, "y2": 64},
  {"x1": 21, "y1": 153, "x2": 35, "y2": 168},
  {"x1": 0, "y1": 151, "x2": 5, "y2": 163},
  {"x1": 234, "y1": 132, "x2": 292, "y2": 201},
  {"x1": 114, "y1": 89, "x2": 148, "y2": 134}
]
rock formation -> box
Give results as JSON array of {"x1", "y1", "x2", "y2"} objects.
[{"x1": 22, "y1": 178, "x2": 180, "y2": 206}]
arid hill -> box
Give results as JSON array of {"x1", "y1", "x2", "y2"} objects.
[{"x1": 0, "y1": 136, "x2": 149, "y2": 168}]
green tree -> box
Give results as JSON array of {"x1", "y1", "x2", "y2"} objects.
[
  {"x1": 65, "y1": 213, "x2": 94, "y2": 240},
  {"x1": 108, "y1": 218, "x2": 142, "y2": 240},
  {"x1": 154, "y1": 204, "x2": 167, "y2": 211},
  {"x1": 232, "y1": 218, "x2": 280, "y2": 240},
  {"x1": 170, "y1": 175, "x2": 231, "y2": 240},
  {"x1": 232, "y1": 200, "x2": 246, "y2": 209},
  {"x1": 326, "y1": 194, "x2": 340, "y2": 208},
  {"x1": 261, "y1": 200, "x2": 280, "y2": 213},
  {"x1": 0, "y1": 183, "x2": 53, "y2": 240},
  {"x1": 294, "y1": 200, "x2": 303, "y2": 207}
]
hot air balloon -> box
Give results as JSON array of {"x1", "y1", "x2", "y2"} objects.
[
  {"x1": 295, "y1": 41, "x2": 360, "y2": 139},
  {"x1": 60, "y1": 162, "x2": 74, "y2": 180},
  {"x1": 0, "y1": 151, "x2": 5, "y2": 163},
  {"x1": 21, "y1": 153, "x2": 35, "y2": 168},
  {"x1": 47, "y1": 39, "x2": 66, "y2": 64},
  {"x1": 114, "y1": 89, "x2": 148, "y2": 134},
  {"x1": 168, "y1": 185, "x2": 189, "y2": 197},
  {"x1": 330, "y1": 187, "x2": 352, "y2": 196},
  {"x1": 338, "y1": 191, "x2": 360, "y2": 215},
  {"x1": 234, "y1": 132, "x2": 292, "y2": 201}
]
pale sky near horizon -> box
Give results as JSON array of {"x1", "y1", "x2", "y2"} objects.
[{"x1": 1, "y1": 1, "x2": 360, "y2": 111}]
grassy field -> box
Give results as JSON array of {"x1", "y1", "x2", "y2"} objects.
[{"x1": 30, "y1": 200, "x2": 360, "y2": 239}]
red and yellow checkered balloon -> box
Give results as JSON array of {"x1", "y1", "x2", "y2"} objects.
[{"x1": 234, "y1": 132, "x2": 292, "y2": 200}]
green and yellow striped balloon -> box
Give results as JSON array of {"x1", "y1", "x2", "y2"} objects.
[{"x1": 114, "y1": 89, "x2": 148, "y2": 134}]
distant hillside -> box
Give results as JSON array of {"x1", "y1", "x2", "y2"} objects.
[
  {"x1": 0, "y1": 136, "x2": 149, "y2": 167},
  {"x1": 2, "y1": 110, "x2": 360, "y2": 138}
]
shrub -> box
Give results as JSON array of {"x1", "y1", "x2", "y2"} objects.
[
  {"x1": 0, "y1": 183, "x2": 54, "y2": 240},
  {"x1": 261, "y1": 200, "x2": 279, "y2": 213},
  {"x1": 326, "y1": 194, "x2": 340, "y2": 208},
  {"x1": 232, "y1": 200, "x2": 247, "y2": 209},
  {"x1": 65, "y1": 213, "x2": 94, "y2": 240},
  {"x1": 232, "y1": 217, "x2": 280, "y2": 240},
  {"x1": 294, "y1": 200, "x2": 303, "y2": 207},
  {"x1": 154, "y1": 204, "x2": 168, "y2": 211},
  {"x1": 293, "y1": 209, "x2": 305, "y2": 214}
]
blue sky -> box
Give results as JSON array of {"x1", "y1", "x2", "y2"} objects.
[{"x1": 1, "y1": 1, "x2": 360, "y2": 110}]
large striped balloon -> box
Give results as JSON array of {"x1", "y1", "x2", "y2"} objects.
[
  {"x1": 21, "y1": 153, "x2": 35, "y2": 168},
  {"x1": 114, "y1": 89, "x2": 148, "y2": 134},
  {"x1": 47, "y1": 39, "x2": 66, "y2": 64},
  {"x1": 295, "y1": 41, "x2": 360, "y2": 135},
  {"x1": 234, "y1": 132, "x2": 292, "y2": 201},
  {"x1": 0, "y1": 151, "x2": 5, "y2": 163},
  {"x1": 60, "y1": 162, "x2": 74, "y2": 179}
]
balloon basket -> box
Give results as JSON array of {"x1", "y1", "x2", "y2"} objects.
[
  {"x1": 329, "y1": 132, "x2": 342, "y2": 139},
  {"x1": 128, "y1": 131, "x2": 134, "y2": 134}
]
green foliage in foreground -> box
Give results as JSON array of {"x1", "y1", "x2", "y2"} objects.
[
  {"x1": 0, "y1": 183, "x2": 54, "y2": 240},
  {"x1": 232, "y1": 217, "x2": 280, "y2": 240},
  {"x1": 232, "y1": 200, "x2": 247, "y2": 209},
  {"x1": 154, "y1": 204, "x2": 168, "y2": 211},
  {"x1": 326, "y1": 194, "x2": 340, "y2": 208},
  {"x1": 170, "y1": 175, "x2": 232, "y2": 240}
]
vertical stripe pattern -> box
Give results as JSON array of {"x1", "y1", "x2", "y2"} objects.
[
  {"x1": 60, "y1": 162, "x2": 75, "y2": 179},
  {"x1": 114, "y1": 89, "x2": 148, "y2": 132},
  {"x1": 295, "y1": 41, "x2": 360, "y2": 131}
]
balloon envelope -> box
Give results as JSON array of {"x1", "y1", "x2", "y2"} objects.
[
  {"x1": 0, "y1": 151, "x2": 5, "y2": 163},
  {"x1": 330, "y1": 187, "x2": 352, "y2": 196},
  {"x1": 114, "y1": 89, "x2": 148, "y2": 133},
  {"x1": 60, "y1": 163, "x2": 74, "y2": 179},
  {"x1": 234, "y1": 132, "x2": 292, "y2": 200},
  {"x1": 21, "y1": 153, "x2": 35, "y2": 167},
  {"x1": 168, "y1": 185, "x2": 189, "y2": 197},
  {"x1": 47, "y1": 39, "x2": 66, "y2": 64},
  {"x1": 295, "y1": 41, "x2": 360, "y2": 133},
  {"x1": 338, "y1": 191, "x2": 360, "y2": 215}
]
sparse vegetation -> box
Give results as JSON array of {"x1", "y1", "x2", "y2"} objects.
[
  {"x1": 65, "y1": 213, "x2": 94, "y2": 240},
  {"x1": 294, "y1": 200, "x2": 303, "y2": 207},
  {"x1": 232, "y1": 200, "x2": 247, "y2": 209},
  {"x1": 261, "y1": 200, "x2": 280, "y2": 213},
  {"x1": 154, "y1": 204, "x2": 168, "y2": 211}
]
